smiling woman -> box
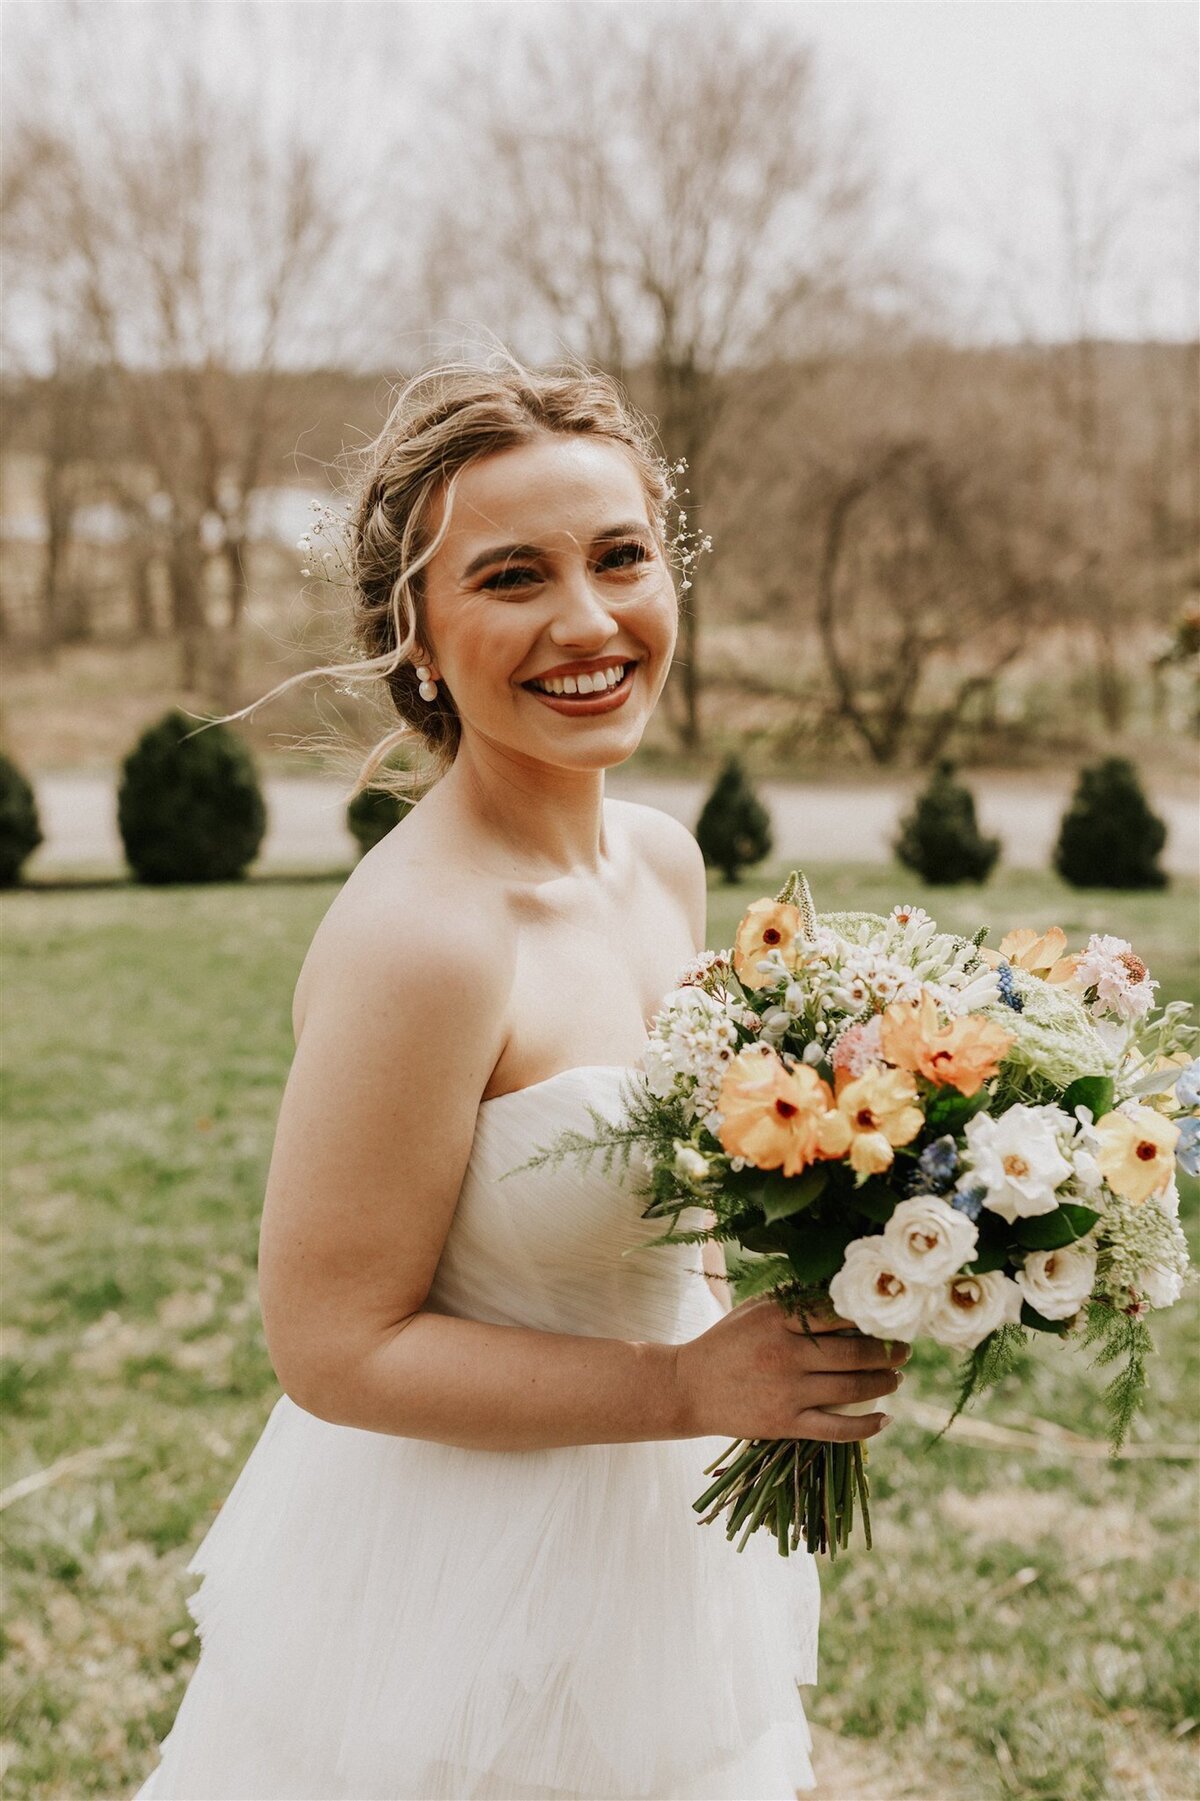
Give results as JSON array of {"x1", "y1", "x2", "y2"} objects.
[{"x1": 130, "y1": 350, "x2": 881, "y2": 1801}]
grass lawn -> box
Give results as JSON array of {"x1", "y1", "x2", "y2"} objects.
[{"x1": 2, "y1": 864, "x2": 1197, "y2": 1799}]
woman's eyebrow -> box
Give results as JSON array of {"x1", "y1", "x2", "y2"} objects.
[{"x1": 461, "y1": 522, "x2": 653, "y2": 581}]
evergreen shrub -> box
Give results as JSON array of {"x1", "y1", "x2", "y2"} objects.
[
  {"x1": 695, "y1": 755, "x2": 773, "y2": 884},
  {"x1": 347, "y1": 769, "x2": 413, "y2": 857},
  {"x1": 1054, "y1": 757, "x2": 1168, "y2": 890},
  {"x1": 894, "y1": 759, "x2": 1000, "y2": 885},
  {"x1": 117, "y1": 710, "x2": 267, "y2": 884},
  {"x1": 0, "y1": 752, "x2": 43, "y2": 887}
]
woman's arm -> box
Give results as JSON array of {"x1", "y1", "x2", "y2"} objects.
[{"x1": 259, "y1": 878, "x2": 688, "y2": 1451}]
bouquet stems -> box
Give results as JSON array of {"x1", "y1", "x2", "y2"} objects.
[{"x1": 694, "y1": 1436, "x2": 872, "y2": 1558}]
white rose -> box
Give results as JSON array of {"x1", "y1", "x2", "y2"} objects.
[
  {"x1": 828, "y1": 1237, "x2": 930, "y2": 1341},
  {"x1": 924, "y1": 1269, "x2": 1024, "y2": 1350},
  {"x1": 1139, "y1": 1263, "x2": 1184, "y2": 1309},
  {"x1": 1014, "y1": 1245, "x2": 1097, "y2": 1320},
  {"x1": 882, "y1": 1195, "x2": 978, "y2": 1285},
  {"x1": 964, "y1": 1105, "x2": 1073, "y2": 1224},
  {"x1": 673, "y1": 1143, "x2": 711, "y2": 1183}
]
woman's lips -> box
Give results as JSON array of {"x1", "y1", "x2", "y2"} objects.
[{"x1": 520, "y1": 663, "x2": 637, "y2": 715}]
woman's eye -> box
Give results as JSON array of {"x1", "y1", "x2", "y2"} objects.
[
  {"x1": 484, "y1": 566, "x2": 540, "y2": 589},
  {"x1": 599, "y1": 542, "x2": 649, "y2": 572}
]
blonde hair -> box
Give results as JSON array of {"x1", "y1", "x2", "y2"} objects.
[{"x1": 214, "y1": 348, "x2": 674, "y2": 801}]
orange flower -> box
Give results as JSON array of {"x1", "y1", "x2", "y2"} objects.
[
  {"x1": 879, "y1": 993, "x2": 1015, "y2": 1097},
  {"x1": 978, "y1": 927, "x2": 1080, "y2": 986},
  {"x1": 815, "y1": 1067, "x2": 925, "y2": 1176},
  {"x1": 732, "y1": 900, "x2": 803, "y2": 991},
  {"x1": 716, "y1": 1046, "x2": 836, "y2": 1176}
]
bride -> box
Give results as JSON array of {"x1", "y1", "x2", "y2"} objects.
[{"x1": 134, "y1": 353, "x2": 904, "y2": 1800}]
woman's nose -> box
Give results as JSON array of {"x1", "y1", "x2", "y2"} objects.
[{"x1": 547, "y1": 563, "x2": 621, "y2": 648}]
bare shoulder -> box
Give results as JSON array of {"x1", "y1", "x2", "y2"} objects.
[
  {"x1": 606, "y1": 797, "x2": 707, "y2": 952},
  {"x1": 291, "y1": 847, "x2": 515, "y2": 1058}
]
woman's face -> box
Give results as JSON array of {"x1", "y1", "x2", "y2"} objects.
[{"x1": 418, "y1": 434, "x2": 678, "y2": 772}]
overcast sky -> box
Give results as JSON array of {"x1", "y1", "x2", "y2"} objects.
[{"x1": 4, "y1": 0, "x2": 1196, "y2": 347}]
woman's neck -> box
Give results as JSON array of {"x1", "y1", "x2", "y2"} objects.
[{"x1": 436, "y1": 737, "x2": 611, "y2": 878}]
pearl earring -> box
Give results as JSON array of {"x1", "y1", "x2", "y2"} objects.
[{"x1": 415, "y1": 664, "x2": 438, "y2": 703}]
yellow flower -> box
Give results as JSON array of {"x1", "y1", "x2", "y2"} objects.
[
  {"x1": 879, "y1": 993, "x2": 1015, "y2": 1098},
  {"x1": 978, "y1": 926, "x2": 1080, "y2": 986},
  {"x1": 1094, "y1": 1106, "x2": 1180, "y2": 1204},
  {"x1": 732, "y1": 899, "x2": 802, "y2": 991},
  {"x1": 716, "y1": 1046, "x2": 836, "y2": 1177},
  {"x1": 815, "y1": 1067, "x2": 925, "y2": 1176}
]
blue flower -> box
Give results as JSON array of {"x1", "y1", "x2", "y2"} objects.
[
  {"x1": 1174, "y1": 1059, "x2": 1200, "y2": 1111},
  {"x1": 1177, "y1": 1114, "x2": 1200, "y2": 1179},
  {"x1": 950, "y1": 1183, "x2": 986, "y2": 1223},
  {"x1": 918, "y1": 1134, "x2": 959, "y2": 1193},
  {"x1": 996, "y1": 960, "x2": 1025, "y2": 1013}
]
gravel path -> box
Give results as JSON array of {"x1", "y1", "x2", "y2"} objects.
[{"x1": 25, "y1": 769, "x2": 1197, "y2": 879}]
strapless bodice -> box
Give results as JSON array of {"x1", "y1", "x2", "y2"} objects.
[{"x1": 426, "y1": 1065, "x2": 722, "y2": 1342}]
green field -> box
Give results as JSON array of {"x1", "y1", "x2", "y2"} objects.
[{"x1": 2, "y1": 866, "x2": 1197, "y2": 1799}]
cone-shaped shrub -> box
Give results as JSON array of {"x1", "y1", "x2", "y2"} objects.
[
  {"x1": 1054, "y1": 756, "x2": 1168, "y2": 889},
  {"x1": 894, "y1": 759, "x2": 1000, "y2": 885},
  {"x1": 118, "y1": 709, "x2": 267, "y2": 884},
  {"x1": 0, "y1": 751, "x2": 43, "y2": 887},
  {"x1": 347, "y1": 769, "x2": 414, "y2": 857},
  {"x1": 695, "y1": 755, "x2": 773, "y2": 884}
]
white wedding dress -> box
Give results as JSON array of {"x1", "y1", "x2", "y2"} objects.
[{"x1": 134, "y1": 1065, "x2": 820, "y2": 1800}]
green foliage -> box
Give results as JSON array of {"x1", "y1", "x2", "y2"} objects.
[
  {"x1": 1080, "y1": 1300, "x2": 1156, "y2": 1452},
  {"x1": 1054, "y1": 756, "x2": 1168, "y2": 890},
  {"x1": 346, "y1": 765, "x2": 414, "y2": 856},
  {"x1": 117, "y1": 710, "x2": 267, "y2": 885},
  {"x1": 894, "y1": 760, "x2": 1001, "y2": 885},
  {"x1": 694, "y1": 754, "x2": 773, "y2": 884},
  {"x1": 1014, "y1": 1203, "x2": 1101, "y2": 1249},
  {"x1": 0, "y1": 750, "x2": 43, "y2": 886}
]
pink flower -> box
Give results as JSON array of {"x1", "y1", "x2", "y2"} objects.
[{"x1": 830, "y1": 1016, "x2": 885, "y2": 1081}]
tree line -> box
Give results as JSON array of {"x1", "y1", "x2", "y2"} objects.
[{"x1": 2, "y1": 4, "x2": 1196, "y2": 766}]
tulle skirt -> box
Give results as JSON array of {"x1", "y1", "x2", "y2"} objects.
[{"x1": 135, "y1": 1395, "x2": 820, "y2": 1800}]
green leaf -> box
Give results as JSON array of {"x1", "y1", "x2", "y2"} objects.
[
  {"x1": 781, "y1": 1215, "x2": 863, "y2": 1286},
  {"x1": 925, "y1": 1088, "x2": 990, "y2": 1134},
  {"x1": 757, "y1": 1167, "x2": 828, "y2": 1223},
  {"x1": 967, "y1": 1239, "x2": 1011, "y2": 1274},
  {"x1": 724, "y1": 1252, "x2": 794, "y2": 1304},
  {"x1": 1020, "y1": 1301, "x2": 1071, "y2": 1335},
  {"x1": 848, "y1": 1179, "x2": 896, "y2": 1225},
  {"x1": 1014, "y1": 1203, "x2": 1100, "y2": 1250},
  {"x1": 1061, "y1": 1075, "x2": 1115, "y2": 1120}
]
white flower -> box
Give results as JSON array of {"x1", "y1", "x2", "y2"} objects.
[
  {"x1": 1074, "y1": 934, "x2": 1157, "y2": 1022},
  {"x1": 828, "y1": 1237, "x2": 930, "y2": 1340},
  {"x1": 963, "y1": 1105, "x2": 1073, "y2": 1223},
  {"x1": 643, "y1": 986, "x2": 740, "y2": 1123},
  {"x1": 924, "y1": 1270, "x2": 1024, "y2": 1349},
  {"x1": 1139, "y1": 1262, "x2": 1185, "y2": 1309},
  {"x1": 883, "y1": 1195, "x2": 978, "y2": 1285},
  {"x1": 673, "y1": 1143, "x2": 711, "y2": 1183},
  {"x1": 1015, "y1": 1245, "x2": 1097, "y2": 1320},
  {"x1": 1158, "y1": 1173, "x2": 1181, "y2": 1221}
]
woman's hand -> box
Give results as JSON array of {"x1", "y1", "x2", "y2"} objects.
[{"x1": 672, "y1": 1295, "x2": 907, "y2": 1442}]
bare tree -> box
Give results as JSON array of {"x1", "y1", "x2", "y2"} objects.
[
  {"x1": 811, "y1": 438, "x2": 1040, "y2": 765},
  {"x1": 436, "y1": 4, "x2": 912, "y2": 748},
  {"x1": 4, "y1": 32, "x2": 354, "y2": 698}
]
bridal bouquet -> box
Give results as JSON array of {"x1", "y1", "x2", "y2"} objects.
[{"x1": 526, "y1": 873, "x2": 1198, "y2": 1558}]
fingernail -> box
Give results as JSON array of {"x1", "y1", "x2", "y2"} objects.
[{"x1": 880, "y1": 1413, "x2": 893, "y2": 1426}]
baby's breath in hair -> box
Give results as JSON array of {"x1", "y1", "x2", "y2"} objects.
[{"x1": 655, "y1": 456, "x2": 714, "y2": 595}]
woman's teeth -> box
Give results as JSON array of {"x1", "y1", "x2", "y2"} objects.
[{"x1": 527, "y1": 662, "x2": 629, "y2": 697}]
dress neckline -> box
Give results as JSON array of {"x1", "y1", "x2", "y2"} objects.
[{"x1": 478, "y1": 1064, "x2": 638, "y2": 1108}]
